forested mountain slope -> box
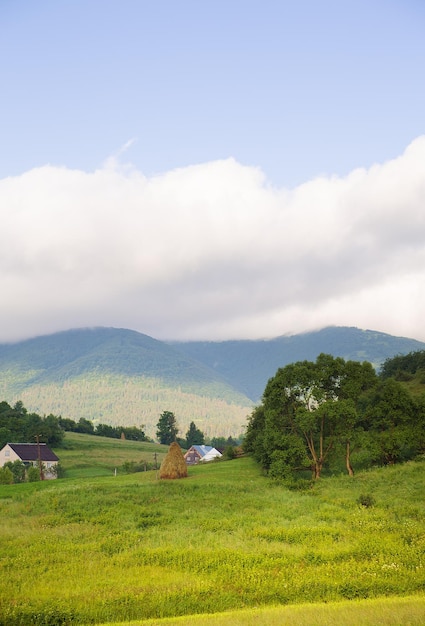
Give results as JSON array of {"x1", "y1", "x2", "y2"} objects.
[
  {"x1": 0, "y1": 326, "x2": 423, "y2": 439},
  {"x1": 0, "y1": 328, "x2": 253, "y2": 439},
  {"x1": 0, "y1": 327, "x2": 236, "y2": 390},
  {"x1": 174, "y1": 326, "x2": 425, "y2": 401}
]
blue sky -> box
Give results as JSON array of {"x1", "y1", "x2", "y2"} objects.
[
  {"x1": 2, "y1": 0, "x2": 424, "y2": 186},
  {"x1": 1, "y1": 1, "x2": 425, "y2": 343}
]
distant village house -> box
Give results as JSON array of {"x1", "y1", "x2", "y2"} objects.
[
  {"x1": 0, "y1": 443, "x2": 59, "y2": 479},
  {"x1": 184, "y1": 445, "x2": 222, "y2": 465}
]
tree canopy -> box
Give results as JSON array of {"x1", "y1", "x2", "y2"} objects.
[
  {"x1": 156, "y1": 411, "x2": 179, "y2": 445},
  {"x1": 0, "y1": 401, "x2": 64, "y2": 448},
  {"x1": 380, "y1": 349, "x2": 425, "y2": 380},
  {"x1": 244, "y1": 353, "x2": 424, "y2": 481},
  {"x1": 185, "y1": 421, "x2": 205, "y2": 448}
]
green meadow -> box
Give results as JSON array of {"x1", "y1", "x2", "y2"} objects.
[
  {"x1": 55, "y1": 432, "x2": 170, "y2": 479},
  {"x1": 0, "y1": 433, "x2": 424, "y2": 626}
]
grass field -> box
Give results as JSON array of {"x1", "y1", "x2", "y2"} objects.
[
  {"x1": 0, "y1": 434, "x2": 424, "y2": 625},
  {"x1": 102, "y1": 595, "x2": 425, "y2": 626},
  {"x1": 56, "y1": 432, "x2": 170, "y2": 478}
]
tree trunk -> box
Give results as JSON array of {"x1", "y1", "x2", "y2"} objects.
[
  {"x1": 312, "y1": 460, "x2": 322, "y2": 480},
  {"x1": 346, "y1": 441, "x2": 354, "y2": 477}
]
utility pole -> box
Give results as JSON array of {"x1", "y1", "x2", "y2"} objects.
[{"x1": 35, "y1": 434, "x2": 44, "y2": 481}]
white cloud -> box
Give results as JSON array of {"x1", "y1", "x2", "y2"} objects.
[{"x1": 1, "y1": 136, "x2": 425, "y2": 343}]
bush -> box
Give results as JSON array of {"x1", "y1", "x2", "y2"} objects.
[
  {"x1": 27, "y1": 466, "x2": 40, "y2": 482},
  {"x1": 357, "y1": 493, "x2": 375, "y2": 508},
  {"x1": 5, "y1": 460, "x2": 26, "y2": 483},
  {"x1": 0, "y1": 466, "x2": 13, "y2": 484},
  {"x1": 51, "y1": 462, "x2": 65, "y2": 478},
  {"x1": 223, "y1": 446, "x2": 236, "y2": 460}
]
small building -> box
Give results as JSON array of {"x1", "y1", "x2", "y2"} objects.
[
  {"x1": 0, "y1": 443, "x2": 59, "y2": 479},
  {"x1": 184, "y1": 445, "x2": 222, "y2": 465}
]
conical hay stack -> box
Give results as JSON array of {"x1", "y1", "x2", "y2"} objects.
[{"x1": 159, "y1": 442, "x2": 188, "y2": 479}]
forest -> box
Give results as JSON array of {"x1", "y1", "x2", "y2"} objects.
[
  {"x1": 244, "y1": 351, "x2": 425, "y2": 481},
  {"x1": 0, "y1": 401, "x2": 148, "y2": 451},
  {"x1": 0, "y1": 400, "x2": 64, "y2": 448}
]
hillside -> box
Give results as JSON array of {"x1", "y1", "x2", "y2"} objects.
[
  {"x1": 174, "y1": 326, "x2": 425, "y2": 401},
  {"x1": 0, "y1": 328, "x2": 253, "y2": 439},
  {"x1": 1, "y1": 454, "x2": 424, "y2": 625},
  {"x1": 55, "y1": 431, "x2": 170, "y2": 479},
  {"x1": 0, "y1": 327, "x2": 240, "y2": 390},
  {"x1": 0, "y1": 325, "x2": 424, "y2": 438}
]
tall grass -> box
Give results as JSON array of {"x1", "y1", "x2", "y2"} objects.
[
  {"x1": 102, "y1": 595, "x2": 425, "y2": 626},
  {"x1": 0, "y1": 453, "x2": 424, "y2": 625}
]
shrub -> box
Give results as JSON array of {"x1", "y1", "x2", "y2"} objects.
[
  {"x1": 27, "y1": 466, "x2": 40, "y2": 482},
  {"x1": 0, "y1": 466, "x2": 13, "y2": 484},
  {"x1": 51, "y1": 462, "x2": 65, "y2": 478},
  {"x1": 358, "y1": 493, "x2": 375, "y2": 508},
  {"x1": 4, "y1": 460, "x2": 26, "y2": 483},
  {"x1": 223, "y1": 446, "x2": 236, "y2": 460}
]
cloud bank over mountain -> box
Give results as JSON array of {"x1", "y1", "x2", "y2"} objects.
[{"x1": 1, "y1": 136, "x2": 424, "y2": 343}]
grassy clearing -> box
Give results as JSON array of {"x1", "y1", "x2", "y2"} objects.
[
  {"x1": 0, "y1": 447, "x2": 424, "y2": 625},
  {"x1": 56, "y1": 431, "x2": 169, "y2": 478}
]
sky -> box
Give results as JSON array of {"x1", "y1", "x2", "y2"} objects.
[{"x1": 1, "y1": 0, "x2": 425, "y2": 343}]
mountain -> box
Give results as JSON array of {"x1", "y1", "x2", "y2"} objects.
[
  {"x1": 0, "y1": 325, "x2": 424, "y2": 439},
  {"x1": 0, "y1": 327, "x2": 241, "y2": 391},
  {"x1": 0, "y1": 327, "x2": 253, "y2": 439},
  {"x1": 173, "y1": 326, "x2": 425, "y2": 402}
]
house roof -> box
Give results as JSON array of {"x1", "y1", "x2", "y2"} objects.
[
  {"x1": 203, "y1": 448, "x2": 222, "y2": 461},
  {"x1": 191, "y1": 445, "x2": 214, "y2": 457},
  {"x1": 190, "y1": 445, "x2": 222, "y2": 459},
  {"x1": 7, "y1": 443, "x2": 59, "y2": 462}
]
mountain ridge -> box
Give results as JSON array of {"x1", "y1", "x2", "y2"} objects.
[
  {"x1": 172, "y1": 325, "x2": 425, "y2": 401},
  {"x1": 0, "y1": 325, "x2": 424, "y2": 438}
]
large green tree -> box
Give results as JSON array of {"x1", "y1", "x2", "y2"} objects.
[
  {"x1": 245, "y1": 354, "x2": 377, "y2": 480},
  {"x1": 185, "y1": 421, "x2": 205, "y2": 448},
  {"x1": 156, "y1": 411, "x2": 179, "y2": 445}
]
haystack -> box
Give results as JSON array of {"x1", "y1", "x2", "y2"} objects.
[{"x1": 159, "y1": 442, "x2": 188, "y2": 479}]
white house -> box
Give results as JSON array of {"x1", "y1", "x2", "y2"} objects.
[
  {"x1": 0, "y1": 443, "x2": 59, "y2": 479},
  {"x1": 184, "y1": 445, "x2": 222, "y2": 465}
]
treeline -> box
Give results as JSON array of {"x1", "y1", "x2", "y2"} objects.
[
  {"x1": 0, "y1": 401, "x2": 64, "y2": 448},
  {"x1": 155, "y1": 411, "x2": 240, "y2": 449},
  {"x1": 244, "y1": 352, "x2": 425, "y2": 482},
  {"x1": 58, "y1": 416, "x2": 149, "y2": 441},
  {"x1": 0, "y1": 400, "x2": 149, "y2": 448},
  {"x1": 380, "y1": 349, "x2": 425, "y2": 381}
]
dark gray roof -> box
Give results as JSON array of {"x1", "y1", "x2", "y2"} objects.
[{"x1": 8, "y1": 443, "x2": 59, "y2": 462}]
